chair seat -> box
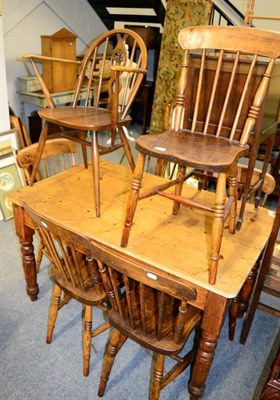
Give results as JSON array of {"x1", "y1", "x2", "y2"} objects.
[
  {"x1": 39, "y1": 107, "x2": 132, "y2": 132},
  {"x1": 50, "y1": 266, "x2": 107, "y2": 306},
  {"x1": 136, "y1": 130, "x2": 249, "y2": 172},
  {"x1": 108, "y1": 305, "x2": 201, "y2": 355}
]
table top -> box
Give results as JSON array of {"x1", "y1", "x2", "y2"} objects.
[{"x1": 9, "y1": 160, "x2": 275, "y2": 301}]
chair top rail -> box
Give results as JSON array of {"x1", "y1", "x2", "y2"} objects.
[{"x1": 178, "y1": 26, "x2": 280, "y2": 59}]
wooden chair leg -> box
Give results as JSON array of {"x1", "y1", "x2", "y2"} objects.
[
  {"x1": 228, "y1": 163, "x2": 238, "y2": 234},
  {"x1": 91, "y1": 131, "x2": 101, "y2": 218},
  {"x1": 83, "y1": 305, "x2": 92, "y2": 377},
  {"x1": 30, "y1": 121, "x2": 49, "y2": 185},
  {"x1": 79, "y1": 131, "x2": 88, "y2": 169},
  {"x1": 172, "y1": 165, "x2": 186, "y2": 215},
  {"x1": 36, "y1": 240, "x2": 45, "y2": 273},
  {"x1": 118, "y1": 126, "x2": 135, "y2": 172},
  {"x1": 150, "y1": 353, "x2": 165, "y2": 400},
  {"x1": 121, "y1": 153, "x2": 146, "y2": 247},
  {"x1": 98, "y1": 329, "x2": 125, "y2": 397},
  {"x1": 210, "y1": 173, "x2": 227, "y2": 285},
  {"x1": 46, "y1": 284, "x2": 62, "y2": 344}
]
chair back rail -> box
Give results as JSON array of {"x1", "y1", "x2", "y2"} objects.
[
  {"x1": 23, "y1": 203, "x2": 105, "y2": 300},
  {"x1": 23, "y1": 29, "x2": 147, "y2": 121},
  {"x1": 89, "y1": 239, "x2": 200, "y2": 347},
  {"x1": 17, "y1": 138, "x2": 77, "y2": 185},
  {"x1": 175, "y1": 26, "x2": 280, "y2": 146}
]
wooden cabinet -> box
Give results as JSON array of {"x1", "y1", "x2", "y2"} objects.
[{"x1": 41, "y1": 28, "x2": 77, "y2": 93}]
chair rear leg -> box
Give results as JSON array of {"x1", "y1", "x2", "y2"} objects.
[
  {"x1": 83, "y1": 305, "x2": 92, "y2": 376},
  {"x1": 46, "y1": 284, "x2": 62, "y2": 344},
  {"x1": 228, "y1": 163, "x2": 238, "y2": 234},
  {"x1": 91, "y1": 131, "x2": 101, "y2": 217},
  {"x1": 210, "y1": 173, "x2": 226, "y2": 285},
  {"x1": 98, "y1": 329, "x2": 126, "y2": 397},
  {"x1": 121, "y1": 153, "x2": 146, "y2": 247},
  {"x1": 173, "y1": 165, "x2": 186, "y2": 215},
  {"x1": 150, "y1": 353, "x2": 165, "y2": 400},
  {"x1": 118, "y1": 126, "x2": 135, "y2": 171}
]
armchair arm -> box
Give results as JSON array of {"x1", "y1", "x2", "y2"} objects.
[{"x1": 22, "y1": 54, "x2": 81, "y2": 65}]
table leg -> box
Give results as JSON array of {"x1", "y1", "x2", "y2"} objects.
[
  {"x1": 13, "y1": 204, "x2": 39, "y2": 301},
  {"x1": 228, "y1": 259, "x2": 259, "y2": 341},
  {"x1": 189, "y1": 292, "x2": 227, "y2": 399}
]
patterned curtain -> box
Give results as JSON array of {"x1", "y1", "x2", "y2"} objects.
[{"x1": 149, "y1": 0, "x2": 213, "y2": 135}]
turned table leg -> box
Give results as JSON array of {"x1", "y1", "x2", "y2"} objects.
[
  {"x1": 189, "y1": 292, "x2": 227, "y2": 399},
  {"x1": 13, "y1": 204, "x2": 39, "y2": 301}
]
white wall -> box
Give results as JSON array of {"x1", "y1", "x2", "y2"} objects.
[
  {"x1": 0, "y1": 14, "x2": 10, "y2": 131},
  {"x1": 230, "y1": 0, "x2": 280, "y2": 31},
  {"x1": 2, "y1": 0, "x2": 106, "y2": 119}
]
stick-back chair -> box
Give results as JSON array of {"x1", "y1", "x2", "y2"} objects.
[
  {"x1": 22, "y1": 28, "x2": 147, "y2": 217},
  {"x1": 17, "y1": 138, "x2": 78, "y2": 272},
  {"x1": 87, "y1": 240, "x2": 202, "y2": 400},
  {"x1": 121, "y1": 26, "x2": 280, "y2": 285},
  {"x1": 23, "y1": 203, "x2": 110, "y2": 377}
]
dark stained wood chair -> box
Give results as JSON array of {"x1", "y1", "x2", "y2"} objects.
[
  {"x1": 87, "y1": 240, "x2": 202, "y2": 400},
  {"x1": 17, "y1": 138, "x2": 78, "y2": 271},
  {"x1": 239, "y1": 196, "x2": 280, "y2": 345},
  {"x1": 121, "y1": 26, "x2": 280, "y2": 285},
  {"x1": 228, "y1": 169, "x2": 277, "y2": 341},
  {"x1": 23, "y1": 203, "x2": 110, "y2": 376},
  {"x1": 22, "y1": 28, "x2": 147, "y2": 217}
]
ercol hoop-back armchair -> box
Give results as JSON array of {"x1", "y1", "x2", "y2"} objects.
[
  {"x1": 22, "y1": 28, "x2": 147, "y2": 217},
  {"x1": 17, "y1": 138, "x2": 78, "y2": 272},
  {"x1": 86, "y1": 240, "x2": 201, "y2": 400},
  {"x1": 23, "y1": 203, "x2": 110, "y2": 377},
  {"x1": 121, "y1": 26, "x2": 280, "y2": 285}
]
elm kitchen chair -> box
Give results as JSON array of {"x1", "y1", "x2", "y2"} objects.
[
  {"x1": 22, "y1": 28, "x2": 147, "y2": 217},
  {"x1": 17, "y1": 138, "x2": 78, "y2": 272},
  {"x1": 23, "y1": 203, "x2": 110, "y2": 377},
  {"x1": 86, "y1": 240, "x2": 202, "y2": 400},
  {"x1": 121, "y1": 26, "x2": 280, "y2": 285}
]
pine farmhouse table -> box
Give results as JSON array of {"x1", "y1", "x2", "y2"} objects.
[{"x1": 8, "y1": 160, "x2": 275, "y2": 399}]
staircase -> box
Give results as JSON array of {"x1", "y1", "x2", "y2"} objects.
[{"x1": 87, "y1": 0, "x2": 166, "y2": 29}]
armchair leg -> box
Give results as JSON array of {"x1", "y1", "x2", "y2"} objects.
[
  {"x1": 46, "y1": 284, "x2": 62, "y2": 344},
  {"x1": 121, "y1": 153, "x2": 146, "y2": 247},
  {"x1": 30, "y1": 121, "x2": 49, "y2": 185},
  {"x1": 210, "y1": 173, "x2": 226, "y2": 285},
  {"x1": 91, "y1": 131, "x2": 101, "y2": 218}
]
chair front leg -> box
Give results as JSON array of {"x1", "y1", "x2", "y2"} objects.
[
  {"x1": 98, "y1": 329, "x2": 125, "y2": 397},
  {"x1": 30, "y1": 121, "x2": 49, "y2": 185},
  {"x1": 91, "y1": 131, "x2": 101, "y2": 217},
  {"x1": 150, "y1": 353, "x2": 165, "y2": 400},
  {"x1": 228, "y1": 163, "x2": 238, "y2": 234},
  {"x1": 118, "y1": 126, "x2": 135, "y2": 172},
  {"x1": 173, "y1": 164, "x2": 186, "y2": 215},
  {"x1": 46, "y1": 284, "x2": 62, "y2": 344},
  {"x1": 83, "y1": 305, "x2": 92, "y2": 376},
  {"x1": 210, "y1": 172, "x2": 226, "y2": 285},
  {"x1": 121, "y1": 152, "x2": 146, "y2": 247}
]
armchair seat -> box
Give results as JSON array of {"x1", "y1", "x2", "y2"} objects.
[
  {"x1": 39, "y1": 106, "x2": 132, "y2": 132},
  {"x1": 136, "y1": 130, "x2": 249, "y2": 172}
]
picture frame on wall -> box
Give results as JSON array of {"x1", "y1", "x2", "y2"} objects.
[{"x1": 0, "y1": 150, "x2": 24, "y2": 221}]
